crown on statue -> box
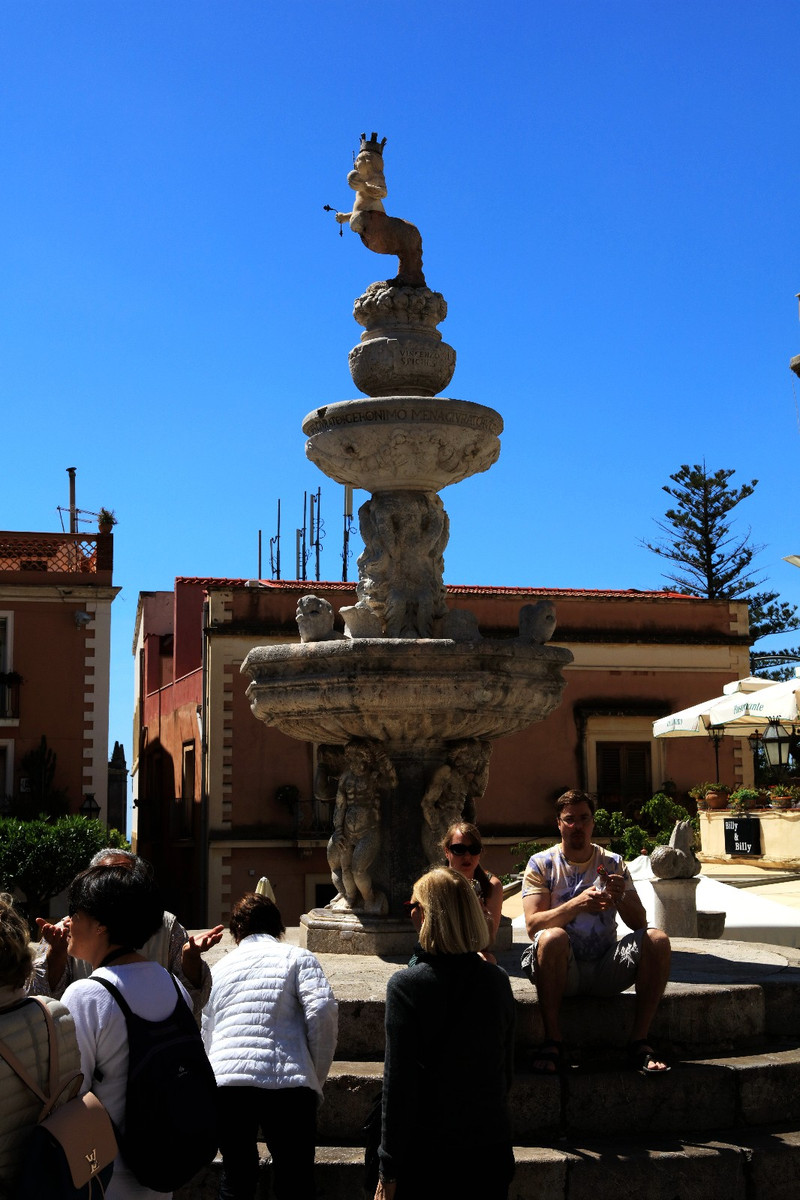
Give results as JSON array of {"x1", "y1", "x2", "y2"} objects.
[{"x1": 359, "y1": 131, "x2": 387, "y2": 156}]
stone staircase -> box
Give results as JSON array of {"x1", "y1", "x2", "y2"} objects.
[{"x1": 177, "y1": 932, "x2": 800, "y2": 1200}]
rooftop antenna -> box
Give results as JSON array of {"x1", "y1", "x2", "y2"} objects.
[
  {"x1": 309, "y1": 487, "x2": 323, "y2": 581},
  {"x1": 342, "y1": 486, "x2": 354, "y2": 582},
  {"x1": 269, "y1": 500, "x2": 281, "y2": 580},
  {"x1": 301, "y1": 491, "x2": 308, "y2": 580}
]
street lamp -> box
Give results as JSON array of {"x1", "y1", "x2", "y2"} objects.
[
  {"x1": 706, "y1": 726, "x2": 723, "y2": 778},
  {"x1": 748, "y1": 720, "x2": 796, "y2": 777},
  {"x1": 80, "y1": 792, "x2": 101, "y2": 820}
]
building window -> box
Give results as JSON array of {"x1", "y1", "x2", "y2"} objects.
[
  {"x1": 0, "y1": 617, "x2": 19, "y2": 721},
  {"x1": 583, "y1": 714, "x2": 664, "y2": 814},
  {"x1": 178, "y1": 742, "x2": 196, "y2": 839},
  {"x1": 596, "y1": 742, "x2": 652, "y2": 816}
]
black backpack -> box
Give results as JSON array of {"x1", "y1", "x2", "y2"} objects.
[{"x1": 94, "y1": 974, "x2": 218, "y2": 1192}]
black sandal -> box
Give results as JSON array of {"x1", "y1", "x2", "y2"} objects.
[
  {"x1": 531, "y1": 1041, "x2": 566, "y2": 1076},
  {"x1": 627, "y1": 1038, "x2": 670, "y2": 1076}
]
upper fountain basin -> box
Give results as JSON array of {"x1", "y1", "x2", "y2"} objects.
[{"x1": 302, "y1": 396, "x2": 503, "y2": 493}]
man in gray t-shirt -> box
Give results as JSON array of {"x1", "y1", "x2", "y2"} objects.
[{"x1": 522, "y1": 790, "x2": 671, "y2": 1076}]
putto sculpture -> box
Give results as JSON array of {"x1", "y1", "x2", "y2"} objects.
[
  {"x1": 327, "y1": 739, "x2": 397, "y2": 914},
  {"x1": 334, "y1": 132, "x2": 425, "y2": 288}
]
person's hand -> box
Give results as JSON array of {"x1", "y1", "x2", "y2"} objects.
[
  {"x1": 36, "y1": 918, "x2": 70, "y2": 985},
  {"x1": 572, "y1": 887, "x2": 612, "y2": 914},
  {"x1": 184, "y1": 925, "x2": 224, "y2": 956},
  {"x1": 181, "y1": 925, "x2": 224, "y2": 985},
  {"x1": 36, "y1": 917, "x2": 69, "y2": 949},
  {"x1": 605, "y1": 874, "x2": 626, "y2": 904}
]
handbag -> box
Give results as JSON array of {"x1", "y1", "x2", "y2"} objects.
[{"x1": 0, "y1": 998, "x2": 117, "y2": 1197}]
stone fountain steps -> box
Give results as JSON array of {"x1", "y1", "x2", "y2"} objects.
[
  {"x1": 306, "y1": 1131, "x2": 800, "y2": 1200},
  {"x1": 175, "y1": 935, "x2": 800, "y2": 1198},
  {"x1": 318, "y1": 1046, "x2": 800, "y2": 1143},
  {"x1": 178, "y1": 1125, "x2": 800, "y2": 1200}
]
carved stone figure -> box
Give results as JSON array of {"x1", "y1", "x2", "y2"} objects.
[
  {"x1": 519, "y1": 600, "x2": 557, "y2": 644},
  {"x1": 336, "y1": 133, "x2": 425, "y2": 288},
  {"x1": 296, "y1": 594, "x2": 343, "y2": 643},
  {"x1": 650, "y1": 820, "x2": 701, "y2": 879},
  {"x1": 421, "y1": 740, "x2": 492, "y2": 865},
  {"x1": 327, "y1": 740, "x2": 397, "y2": 914},
  {"x1": 313, "y1": 744, "x2": 347, "y2": 803},
  {"x1": 356, "y1": 492, "x2": 449, "y2": 637}
]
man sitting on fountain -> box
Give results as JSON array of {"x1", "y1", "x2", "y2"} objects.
[{"x1": 521, "y1": 789, "x2": 671, "y2": 1075}]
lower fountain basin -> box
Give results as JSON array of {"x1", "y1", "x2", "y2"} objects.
[{"x1": 241, "y1": 637, "x2": 572, "y2": 746}]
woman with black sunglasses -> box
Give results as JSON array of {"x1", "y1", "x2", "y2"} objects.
[
  {"x1": 442, "y1": 822, "x2": 503, "y2": 962},
  {"x1": 375, "y1": 867, "x2": 515, "y2": 1200}
]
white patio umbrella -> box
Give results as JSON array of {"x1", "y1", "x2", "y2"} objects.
[
  {"x1": 653, "y1": 677, "x2": 775, "y2": 737},
  {"x1": 653, "y1": 676, "x2": 775, "y2": 776},
  {"x1": 708, "y1": 673, "x2": 800, "y2": 731}
]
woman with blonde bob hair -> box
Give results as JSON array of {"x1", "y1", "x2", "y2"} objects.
[
  {"x1": 413, "y1": 865, "x2": 490, "y2": 956},
  {"x1": 376, "y1": 869, "x2": 515, "y2": 1200}
]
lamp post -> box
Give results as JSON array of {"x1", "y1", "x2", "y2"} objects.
[
  {"x1": 80, "y1": 792, "x2": 101, "y2": 821},
  {"x1": 748, "y1": 720, "x2": 796, "y2": 781},
  {"x1": 706, "y1": 726, "x2": 723, "y2": 779}
]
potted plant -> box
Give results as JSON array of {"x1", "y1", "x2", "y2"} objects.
[
  {"x1": 97, "y1": 508, "x2": 117, "y2": 534},
  {"x1": 703, "y1": 782, "x2": 731, "y2": 810},
  {"x1": 728, "y1": 787, "x2": 760, "y2": 813},
  {"x1": 766, "y1": 783, "x2": 799, "y2": 809}
]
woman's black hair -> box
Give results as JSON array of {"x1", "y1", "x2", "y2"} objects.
[
  {"x1": 229, "y1": 893, "x2": 285, "y2": 943},
  {"x1": 68, "y1": 863, "x2": 164, "y2": 949}
]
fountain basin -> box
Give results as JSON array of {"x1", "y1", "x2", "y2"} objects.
[
  {"x1": 302, "y1": 396, "x2": 502, "y2": 492},
  {"x1": 241, "y1": 637, "x2": 572, "y2": 746}
]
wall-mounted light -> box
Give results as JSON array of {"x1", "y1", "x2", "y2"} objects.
[{"x1": 74, "y1": 611, "x2": 93, "y2": 628}]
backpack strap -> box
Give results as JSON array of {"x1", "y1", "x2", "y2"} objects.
[
  {"x1": 0, "y1": 998, "x2": 82, "y2": 1119},
  {"x1": 93, "y1": 972, "x2": 185, "y2": 1023}
]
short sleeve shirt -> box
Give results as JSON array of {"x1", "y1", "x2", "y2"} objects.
[{"x1": 521, "y1": 843, "x2": 634, "y2": 960}]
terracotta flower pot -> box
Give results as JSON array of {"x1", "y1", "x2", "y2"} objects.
[{"x1": 705, "y1": 790, "x2": 729, "y2": 810}]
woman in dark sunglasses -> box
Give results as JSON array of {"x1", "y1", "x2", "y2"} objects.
[
  {"x1": 442, "y1": 822, "x2": 503, "y2": 962},
  {"x1": 375, "y1": 868, "x2": 515, "y2": 1200}
]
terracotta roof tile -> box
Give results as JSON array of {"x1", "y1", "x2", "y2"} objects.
[{"x1": 174, "y1": 577, "x2": 694, "y2": 600}]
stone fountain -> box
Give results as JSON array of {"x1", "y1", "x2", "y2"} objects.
[{"x1": 241, "y1": 133, "x2": 573, "y2": 953}]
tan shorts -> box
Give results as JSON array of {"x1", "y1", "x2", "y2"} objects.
[{"x1": 523, "y1": 928, "x2": 645, "y2": 997}]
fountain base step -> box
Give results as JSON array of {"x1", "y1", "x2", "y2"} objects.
[
  {"x1": 300, "y1": 909, "x2": 515, "y2": 956},
  {"x1": 300, "y1": 909, "x2": 418, "y2": 955}
]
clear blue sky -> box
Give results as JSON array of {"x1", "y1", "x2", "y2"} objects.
[{"x1": 2, "y1": 2, "x2": 798, "y2": 776}]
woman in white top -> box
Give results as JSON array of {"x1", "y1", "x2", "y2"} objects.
[
  {"x1": 202, "y1": 893, "x2": 338, "y2": 1200},
  {"x1": 62, "y1": 863, "x2": 192, "y2": 1200}
]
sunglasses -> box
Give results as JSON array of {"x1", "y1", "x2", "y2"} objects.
[
  {"x1": 448, "y1": 843, "x2": 481, "y2": 856},
  {"x1": 403, "y1": 899, "x2": 422, "y2": 913}
]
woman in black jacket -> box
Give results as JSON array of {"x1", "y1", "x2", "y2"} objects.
[{"x1": 376, "y1": 867, "x2": 515, "y2": 1200}]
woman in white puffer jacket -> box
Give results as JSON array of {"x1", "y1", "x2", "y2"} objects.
[{"x1": 202, "y1": 894, "x2": 338, "y2": 1200}]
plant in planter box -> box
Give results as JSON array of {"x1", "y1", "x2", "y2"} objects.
[
  {"x1": 703, "y1": 782, "x2": 732, "y2": 809},
  {"x1": 766, "y1": 783, "x2": 800, "y2": 809},
  {"x1": 728, "y1": 787, "x2": 761, "y2": 813}
]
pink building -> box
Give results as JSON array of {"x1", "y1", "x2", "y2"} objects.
[
  {"x1": 133, "y1": 577, "x2": 751, "y2": 928},
  {"x1": 0, "y1": 529, "x2": 119, "y2": 820}
]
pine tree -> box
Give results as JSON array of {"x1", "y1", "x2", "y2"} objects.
[{"x1": 643, "y1": 463, "x2": 800, "y2": 675}]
